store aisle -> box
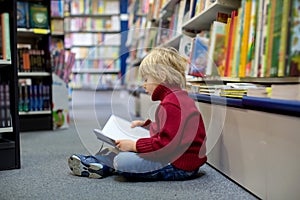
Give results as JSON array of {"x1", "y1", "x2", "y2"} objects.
[{"x1": 0, "y1": 90, "x2": 259, "y2": 200}]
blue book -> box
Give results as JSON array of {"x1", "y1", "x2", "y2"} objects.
[
  {"x1": 17, "y1": 1, "x2": 28, "y2": 28},
  {"x1": 188, "y1": 36, "x2": 208, "y2": 77}
]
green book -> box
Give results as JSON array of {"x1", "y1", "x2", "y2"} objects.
[{"x1": 29, "y1": 3, "x2": 49, "y2": 29}]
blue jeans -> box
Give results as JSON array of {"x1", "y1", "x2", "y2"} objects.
[{"x1": 94, "y1": 151, "x2": 199, "y2": 181}]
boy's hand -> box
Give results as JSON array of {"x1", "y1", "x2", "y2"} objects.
[
  {"x1": 131, "y1": 120, "x2": 145, "y2": 128},
  {"x1": 115, "y1": 140, "x2": 137, "y2": 152}
]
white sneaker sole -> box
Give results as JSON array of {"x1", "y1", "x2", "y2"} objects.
[{"x1": 68, "y1": 155, "x2": 103, "y2": 179}]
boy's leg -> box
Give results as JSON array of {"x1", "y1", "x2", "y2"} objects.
[
  {"x1": 113, "y1": 152, "x2": 198, "y2": 181},
  {"x1": 68, "y1": 149, "x2": 117, "y2": 179}
]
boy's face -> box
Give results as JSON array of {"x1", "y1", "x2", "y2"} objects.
[{"x1": 143, "y1": 76, "x2": 159, "y2": 95}]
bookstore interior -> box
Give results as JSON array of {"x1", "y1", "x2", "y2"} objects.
[{"x1": 0, "y1": 0, "x2": 299, "y2": 199}]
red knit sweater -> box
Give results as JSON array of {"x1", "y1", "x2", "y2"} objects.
[{"x1": 136, "y1": 84, "x2": 207, "y2": 171}]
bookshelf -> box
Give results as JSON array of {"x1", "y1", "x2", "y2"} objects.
[
  {"x1": 0, "y1": 0, "x2": 21, "y2": 170},
  {"x1": 64, "y1": 0, "x2": 123, "y2": 90},
  {"x1": 17, "y1": 0, "x2": 53, "y2": 131}
]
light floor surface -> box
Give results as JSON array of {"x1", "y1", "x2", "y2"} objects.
[{"x1": 0, "y1": 90, "x2": 259, "y2": 200}]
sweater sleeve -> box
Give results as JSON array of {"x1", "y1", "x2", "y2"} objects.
[{"x1": 136, "y1": 103, "x2": 181, "y2": 153}]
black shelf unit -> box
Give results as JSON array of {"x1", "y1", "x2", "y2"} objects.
[
  {"x1": 0, "y1": 0, "x2": 21, "y2": 170},
  {"x1": 17, "y1": 0, "x2": 53, "y2": 132}
]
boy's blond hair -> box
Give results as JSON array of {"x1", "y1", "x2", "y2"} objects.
[{"x1": 139, "y1": 47, "x2": 188, "y2": 88}]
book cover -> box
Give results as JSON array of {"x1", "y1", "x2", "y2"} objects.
[
  {"x1": 1, "y1": 13, "x2": 11, "y2": 61},
  {"x1": 17, "y1": 1, "x2": 29, "y2": 28},
  {"x1": 206, "y1": 21, "x2": 226, "y2": 76},
  {"x1": 188, "y1": 36, "x2": 208, "y2": 77},
  {"x1": 29, "y1": 3, "x2": 49, "y2": 29},
  {"x1": 179, "y1": 34, "x2": 193, "y2": 60}
]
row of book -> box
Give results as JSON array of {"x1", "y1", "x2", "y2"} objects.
[
  {"x1": 74, "y1": 59, "x2": 120, "y2": 71},
  {"x1": 64, "y1": 16, "x2": 120, "y2": 32},
  {"x1": 17, "y1": 1, "x2": 49, "y2": 29},
  {"x1": 17, "y1": 47, "x2": 46, "y2": 72},
  {"x1": 70, "y1": 73, "x2": 120, "y2": 90},
  {"x1": 0, "y1": 83, "x2": 11, "y2": 128},
  {"x1": 186, "y1": 0, "x2": 300, "y2": 78},
  {"x1": 70, "y1": 46, "x2": 120, "y2": 59},
  {"x1": 18, "y1": 79, "x2": 51, "y2": 112},
  {"x1": 65, "y1": 33, "x2": 121, "y2": 47},
  {"x1": 188, "y1": 82, "x2": 300, "y2": 101},
  {"x1": 0, "y1": 12, "x2": 11, "y2": 61},
  {"x1": 51, "y1": 0, "x2": 64, "y2": 18},
  {"x1": 52, "y1": 50, "x2": 76, "y2": 84},
  {"x1": 69, "y1": 0, "x2": 120, "y2": 15}
]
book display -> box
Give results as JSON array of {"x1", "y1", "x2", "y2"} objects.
[
  {"x1": 64, "y1": 0, "x2": 122, "y2": 90},
  {"x1": 17, "y1": 0, "x2": 53, "y2": 131},
  {"x1": 0, "y1": 0, "x2": 21, "y2": 170},
  {"x1": 125, "y1": 0, "x2": 300, "y2": 198}
]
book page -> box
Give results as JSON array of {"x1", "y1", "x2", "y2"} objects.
[{"x1": 100, "y1": 115, "x2": 150, "y2": 141}]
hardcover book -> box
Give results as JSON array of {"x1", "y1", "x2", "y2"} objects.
[
  {"x1": 17, "y1": 1, "x2": 29, "y2": 28},
  {"x1": 188, "y1": 36, "x2": 208, "y2": 77},
  {"x1": 29, "y1": 3, "x2": 49, "y2": 29}
]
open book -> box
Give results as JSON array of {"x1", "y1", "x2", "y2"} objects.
[{"x1": 93, "y1": 115, "x2": 150, "y2": 148}]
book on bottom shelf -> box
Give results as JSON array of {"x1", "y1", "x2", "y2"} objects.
[{"x1": 0, "y1": 83, "x2": 12, "y2": 128}]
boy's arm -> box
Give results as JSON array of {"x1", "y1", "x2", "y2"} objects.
[{"x1": 131, "y1": 119, "x2": 152, "y2": 129}]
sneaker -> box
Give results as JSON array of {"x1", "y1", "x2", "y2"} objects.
[{"x1": 68, "y1": 154, "x2": 105, "y2": 179}]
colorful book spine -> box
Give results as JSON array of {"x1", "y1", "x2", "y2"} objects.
[
  {"x1": 239, "y1": 0, "x2": 252, "y2": 77},
  {"x1": 264, "y1": 0, "x2": 276, "y2": 77},
  {"x1": 259, "y1": 0, "x2": 270, "y2": 77},
  {"x1": 232, "y1": 0, "x2": 246, "y2": 77},
  {"x1": 270, "y1": 0, "x2": 283, "y2": 77},
  {"x1": 245, "y1": 0, "x2": 257, "y2": 77},
  {"x1": 221, "y1": 17, "x2": 231, "y2": 77},
  {"x1": 253, "y1": 0, "x2": 265, "y2": 77},
  {"x1": 277, "y1": 0, "x2": 291, "y2": 77},
  {"x1": 224, "y1": 10, "x2": 238, "y2": 77}
]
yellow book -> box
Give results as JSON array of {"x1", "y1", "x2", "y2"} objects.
[
  {"x1": 239, "y1": 0, "x2": 252, "y2": 77},
  {"x1": 278, "y1": 0, "x2": 291, "y2": 77}
]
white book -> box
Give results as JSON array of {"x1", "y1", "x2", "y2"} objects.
[{"x1": 94, "y1": 115, "x2": 150, "y2": 148}]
